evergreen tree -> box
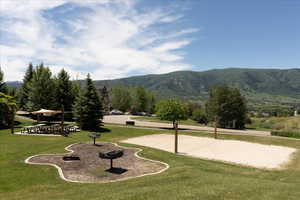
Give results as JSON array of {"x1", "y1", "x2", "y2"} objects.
[
  {"x1": 71, "y1": 80, "x2": 81, "y2": 100},
  {"x1": 7, "y1": 86, "x2": 17, "y2": 98},
  {"x1": 26, "y1": 64, "x2": 55, "y2": 111},
  {"x1": 100, "y1": 86, "x2": 110, "y2": 113},
  {"x1": 0, "y1": 67, "x2": 7, "y2": 94},
  {"x1": 54, "y1": 69, "x2": 75, "y2": 111},
  {"x1": 72, "y1": 87, "x2": 87, "y2": 129},
  {"x1": 73, "y1": 74, "x2": 103, "y2": 130},
  {"x1": 19, "y1": 63, "x2": 34, "y2": 109},
  {"x1": 0, "y1": 92, "x2": 17, "y2": 129}
]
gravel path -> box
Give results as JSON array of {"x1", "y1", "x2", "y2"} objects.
[{"x1": 122, "y1": 134, "x2": 296, "y2": 169}]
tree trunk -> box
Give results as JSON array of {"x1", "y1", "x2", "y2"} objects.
[
  {"x1": 175, "y1": 122, "x2": 178, "y2": 153},
  {"x1": 61, "y1": 105, "x2": 65, "y2": 130},
  {"x1": 214, "y1": 116, "x2": 218, "y2": 139},
  {"x1": 79, "y1": 108, "x2": 83, "y2": 130},
  {"x1": 10, "y1": 110, "x2": 15, "y2": 134}
]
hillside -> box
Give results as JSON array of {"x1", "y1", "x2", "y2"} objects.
[
  {"x1": 94, "y1": 68, "x2": 300, "y2": 105},
  {"x1": 7, "y1": 68, "x2": 300, "y2": 105}
]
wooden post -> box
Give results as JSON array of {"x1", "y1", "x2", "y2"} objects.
[
  {"x1": 214, "y1": 116, "x2": 218, "y2": 139},
  {"x1": 61, "y1": 105, "x2": 65, "y2": 130},
  {"x1": 175, "y1": 122, "x2": 178, "y2": 153}
]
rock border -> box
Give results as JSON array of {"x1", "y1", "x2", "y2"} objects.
[{"x1": 25, "y1": 142, "x2": 169, "y2": 183}]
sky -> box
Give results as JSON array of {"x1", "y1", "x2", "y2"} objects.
[{"x1": 0, "y1": 0, "x2": 300, "y2": 81}]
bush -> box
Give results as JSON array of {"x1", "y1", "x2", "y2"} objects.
[
  {"x1": 191, "y1": 109, "x2": 208, "y2": 124},
  {"x1": 271, "y1": 130, "x2": 300, "y2": 139}
]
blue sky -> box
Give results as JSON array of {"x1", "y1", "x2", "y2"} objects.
[{"x1": 0, "y1": 0, "x2": 299, "y2": 81}]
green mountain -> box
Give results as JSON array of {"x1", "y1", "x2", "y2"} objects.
[{"x1": 94, "y1": 68, "x2": 300, "y2": 105}]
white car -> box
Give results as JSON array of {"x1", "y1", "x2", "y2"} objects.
[{"x1": 109, "y1": 109, "x2": 123, "y2": 115}]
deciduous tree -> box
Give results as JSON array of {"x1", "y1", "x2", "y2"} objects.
[
  {"x1": 156, "y1": 99, "x2": 187, "y2": 153},
  {"x1": 206, "y1": 86, "x2": 247, "y2": 138}
]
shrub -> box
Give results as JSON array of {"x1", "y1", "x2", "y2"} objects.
[{"x1": 191, "y1": 109, "x2": 208, "y2": 124}]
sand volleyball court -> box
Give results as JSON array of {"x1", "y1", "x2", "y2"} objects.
[{"x1": 122, "y1": 134, "x2": 296, "y2": 169}]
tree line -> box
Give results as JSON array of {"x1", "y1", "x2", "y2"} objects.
[
  {"x1": 1, "y1": 63, "x2": 158, "y2": 130},
  {"x1": 1, "y1": 63, "x2": 248, "y2": 131},
  {"x1": 0, "y1": 68, "x2": 17, "y2": 129}
]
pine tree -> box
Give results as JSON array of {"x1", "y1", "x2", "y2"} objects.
[
  {"x1": 72, "y1": 87, "x2": 87, "y2": 129},
  {"x1": 0, "y1": 67, "x2": 7, "y2": 94},
  {"x1": 54, "y1": 69, "x2": 75, "y2": 111},
  {"x1": 73, "y1": 74, "x2": 103, "y2": 130},
  {"x1": 0, "y1": 92, "x2": 16, "y2": 129},
  {"x1": 19, "y1": 63, "x2": 34, "y2": 109},
  {"x1": 26, "y1": 64, "x2": 55, "y2": 111}
]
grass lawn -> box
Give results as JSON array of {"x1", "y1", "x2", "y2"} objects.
[
  {"x1": 1, "y1": 120, "x2": 300, "y2": 200},
  {"x1": 131, "y1": 116, "x2": 203, "y2": 127}
]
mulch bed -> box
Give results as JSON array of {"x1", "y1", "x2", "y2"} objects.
[{"x1": 27, "y1": 142, "x2": 167, "y2": 183}]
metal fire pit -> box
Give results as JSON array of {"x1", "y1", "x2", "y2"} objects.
[{"x1": 99, "y1": 150, "x2": 124, "y2": 169}]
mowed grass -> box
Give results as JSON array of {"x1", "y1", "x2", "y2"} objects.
[{"x1": 1, "y1": 120, "x2": 300, "y2": 200}]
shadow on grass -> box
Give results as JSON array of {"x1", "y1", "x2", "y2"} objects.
[{"x1": 84, "y1": 127, "x2": 111, "y2": 133}]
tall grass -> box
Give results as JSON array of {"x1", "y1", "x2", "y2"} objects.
[{"x1": 249, "y1": 116, "x2": 300, "y2": 131}]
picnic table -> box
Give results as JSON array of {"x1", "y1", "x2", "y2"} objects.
[{"x1": 21, "y1": 124, "x2": 78, "y2": 135}]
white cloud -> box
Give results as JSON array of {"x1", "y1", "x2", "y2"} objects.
[{"x1": 0, "y1": 0, "x2": 199, "y2": 81}]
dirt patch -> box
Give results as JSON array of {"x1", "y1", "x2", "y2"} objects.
[{"x1": 26, "y1": 142, "x2": 168, "y2": 183}]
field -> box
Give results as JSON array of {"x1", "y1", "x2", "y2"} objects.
[
  {"x1": 131, "y1": 116, "x2": 203, "y2": 126},
  {"x1": 248, "y1": 116, "x2": 300, "y2": 131},
  {"x1": 134, "y1": 115, "x2": 300, "y2": 138},
  {"x1": 1, "y1": 120, "x2": 300, "y2": 200}
]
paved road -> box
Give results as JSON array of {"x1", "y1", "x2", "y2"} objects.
[{"x1": 103, "y1": 115, "x2": 271, "y2": 137}]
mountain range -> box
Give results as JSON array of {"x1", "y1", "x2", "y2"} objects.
[
  {"x1": 7, "y1": 68, "x2": 300, "y2": 106},
  {"x1": 94, "y1": 68, "x2": 300, "y2": 105}
]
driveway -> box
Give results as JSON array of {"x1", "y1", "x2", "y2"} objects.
[{"x1": 103, "y1": 115, "x2": 271, "y2": 137}]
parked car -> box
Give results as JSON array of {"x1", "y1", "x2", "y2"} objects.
[{"x1": 109, "y1": 109, "x2": 123, "y2": 115}]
